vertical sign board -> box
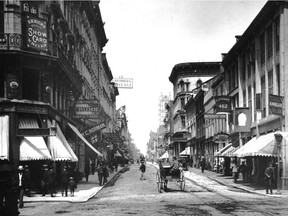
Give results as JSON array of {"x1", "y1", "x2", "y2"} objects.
[
  {"x1": 233, "y1": 107, "x2": 252, "y2": 132},
  {"x1": 269, "y1": 94, "x2": 284, "y2": 116},
  {"x1": 25, "y1": 16, "x2": 48, "y2": 52}
]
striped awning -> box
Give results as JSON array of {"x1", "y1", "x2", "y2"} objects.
[
  {"x1": 214, "y1": 144, "x2": 232, "y2": 157},
  {"x1": 47, "y1": 124, "x2": 78, "y2": 162},
  {"x1": 220, "y1": 146, "x2": 239, "y2": 157},
  {"x1": 0, "y1": 116, "x2": 9, "y2": 160},
  {"x1": 20, "y1": 137, "x2": 51, "y2": 161},
  {"x1": 114, "y1": 151, "x2": 122, "y2": 157}
]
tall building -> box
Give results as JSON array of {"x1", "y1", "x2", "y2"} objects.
[
  {"x1": 158, "y1": 93, "x2": 171, "y2": 126},
  {"x1": 0, "y1": 0, "x2": 120, "y2": 189}
]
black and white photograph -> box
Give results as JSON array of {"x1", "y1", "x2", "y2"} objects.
[{"x1": 1, "y1": 0, "x2": 288, "y2": 215}]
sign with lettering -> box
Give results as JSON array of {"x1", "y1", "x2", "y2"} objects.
[
  {"x1": 269, "y1": 94, "x2": 283, "y2": 116},
  {"x1": 82, "y1": 122, "x2": 106, "y2": 137},
  {"x1": 22, "y1": 2, "x2": 38, "y2": 16},
  {"x1": 26, "y1": 16, "x2": 48, "y2": 51},
  {"x1": 204, "y1": 114, "x2": 226, "y2": 119},
  {"x1": 214, "y1": 96, "x2": 231, "y2": 113},
  {"x1": 73, "y1": 98, "x2": 100, "y2": 119},
  {"x1": 112, "y1": 78, "x2": 133, "y2": 89}
]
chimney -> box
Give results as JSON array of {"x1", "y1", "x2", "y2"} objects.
[
  {"x1": 221, "y1": 53, "x2": 227, "y2": 60},
  {"x1": 235, "y1": 35, "x2": 241, "y2": 42}
]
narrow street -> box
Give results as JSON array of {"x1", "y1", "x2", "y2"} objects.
[{"x1": 20, "y1": 164, "x2": 288, "y2": 216}]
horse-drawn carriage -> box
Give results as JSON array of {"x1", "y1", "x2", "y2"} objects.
[{"x1": 156, "y1": 165, "x2": 185, "y2": 192}]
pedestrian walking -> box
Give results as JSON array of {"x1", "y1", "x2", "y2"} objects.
[
  {"x1": 91, "y1": 161, "x2": 95, "y2": 175},
  {"x1": 264, "y1": 162, "x2": 274, "y2": 194},
  {"x1": 84, "y1": 163, "x2": 90, "y2": 182},
  {"x1": 17, "y1": 165, "x2": 26, "y2": 208},
  {"x1": 61, "y1": 167, "x2": 69, "y2": 197},
  {"x1": 231, "y1": 161, "x2": 238, "y2": 183},
  {"x1": 238, "y1": 161, "x2": 248, "y2": 183},
  {"x1": 0, "y1": 160, "x2": 19, "y2": 216},
  {"x1": 102, "y1": 162, "x2": 109, "y2": 184},
  {"x1": 68, "y1": 177, "x2": 76, "y2": 196},
  {"x1": 139, "y1": 161, "x2": 146, "y2": 180},
  {"x1": 97, "y1": 162, "x2": 104, "y2": 186},
  {"x1": 47, "y1": 167, "x2": 56, "y2": 197},
  {"x1": 200, "y1": 156, "x2": 205, "y2": 173},
  {"x1": 41, "y1": 164, "x2": 49, "y2": 196},
  {"x1": 23, "y1": 165, "x2": 31, "y2": 197}
]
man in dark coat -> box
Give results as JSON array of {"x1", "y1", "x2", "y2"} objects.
[
  {"x1": 61, "y1": 167, "x2": 69, "y2": 197},
  {"x1": 17, "y1": 165, "x2": 26, "y2": 208},
  {"x1": 264, "y1": 162, "x2": 274, "y2": 194},
  {"x1": 0, "y1": 160, "x2": 19, "y2": 216},
  {"x1": 97, "y1": 162, "x2": 104, "y2": 186}
]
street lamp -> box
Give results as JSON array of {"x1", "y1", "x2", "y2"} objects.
[{"x1": 274, "y1": 133, "x2": 283, "y2": 194}]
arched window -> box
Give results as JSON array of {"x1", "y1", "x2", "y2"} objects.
[{"x1": 196, "y1": 79, "x2": 202, "y2": 87}]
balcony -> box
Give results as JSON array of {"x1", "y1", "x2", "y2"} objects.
[{"x1": 0, "y1": 33, "x2": 81, "y2": 91}]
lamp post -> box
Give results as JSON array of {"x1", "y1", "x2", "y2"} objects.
[{"x1": 274, "y1": 133, "x2": 283, "y2": 194}]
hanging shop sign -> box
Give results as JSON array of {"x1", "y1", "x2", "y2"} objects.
[
  {"x1": 112, "y1": 77, "x2": 133, "y2": 89},
  {"x1": 269, "y1": 94, "x2": 283, "y2": 116},
  {"x1": 25, "y1": 16, "x2": 48, "y2": 51},
  {"x1": 73, "y1": 98, "x2": 100, "y2": 119},
  {"x1": 213, "y1": 133, "x2": 229, "y2": 143},
  {"x1": 214, "y1": 96, "x2": 231, "y2": 113},
  {"x1": 233, "y1": 107, "x2": 252, "y2": 132},
  {"x1": 82, "y1": 122, "x2": 106, "y2": 137}
]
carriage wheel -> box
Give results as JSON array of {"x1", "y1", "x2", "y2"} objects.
[
  {"x1": 179, "y1": 171, "x2": 185, "y2": 191},
  {"x1": 156, "y1": 172, "x2": 162, "y2": 192}
]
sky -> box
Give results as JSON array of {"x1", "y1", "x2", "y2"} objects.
[{"x1": 99, "y1": 0, "x2": 267, "y2": 155}]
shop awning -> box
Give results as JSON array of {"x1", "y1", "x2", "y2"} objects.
[
  {"x1": 114, "y1": 151, "x2": 122, "y2": 157},
  {"x1": 235, "y1": 132, "x2": 288, "y2": 157},
  {"x1": 220, "y1": 145, "x2": 239, "y2": 157},
  {"x1": 20, "y1": 137, "x2": 52, "y2": 161},
  {"x1": 214, "y1": 143, "x2": 232, "y2": 157},
  {"x1": 180, "y1": 147, "x2": 191, "y2": 156},
  {"x1": 68, "y1": 123, "x2": 103, "y2": 157},
  {"x1": 0, "y1": 115, "x2": 9, "y2": 160},
  {"x1": 232, "y1": 137, "x2": 257, "y2": 157},
  {"x1": 159, "y1": 151, "x2": 169, "y2": 159},
  {"x1": 48, "y1": 125, "x2": 78, "y2": 162}
]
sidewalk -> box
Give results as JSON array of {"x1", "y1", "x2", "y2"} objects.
[
  {"x1": 148, "y1": 162, "x2": 288, "y2": 197},
  {"x1": 24, "y1": 166, "x2": 126, "y2": 203}
]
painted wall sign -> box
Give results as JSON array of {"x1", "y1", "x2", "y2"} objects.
[
  {"x1": 269, "y1": 94, "x2": 283, "y2": 116},
  {"x1": 204, "y1": 114, "x2": 226, "y2": 119},
  {"x1": 26, "y1": 16, "x2": 48, "y2": 51},
  {"x1": 73, "y1": 98, "x2": 100, "y2": 119}
]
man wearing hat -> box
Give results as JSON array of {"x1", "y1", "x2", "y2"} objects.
[{"x1": 17, "y1": 165, "x2": 26, "y2": 208}]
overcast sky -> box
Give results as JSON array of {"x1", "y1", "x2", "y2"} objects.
[{"x1": 99, "y1": 0, "x2": 267, "y2": 155}]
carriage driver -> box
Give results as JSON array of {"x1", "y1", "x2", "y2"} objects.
[{"x1": 170, "y1": 157, "x2": 180, "y2": 175}]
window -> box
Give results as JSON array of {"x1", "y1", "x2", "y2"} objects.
[
  {"x1": 0, "y1": 1, "x2": 4, "y2": 34},
  {"x1": 243, "y1": 90, "x2": 246, "y2": 107},
  {"x1": 22, "y1": 69, "x2": 39, "y2": 101},
  {"x1": 248, "y1": 86, "x2": 252, "y2": 108},
  {"x1": 276, "y1": 64, "x2": 280, "y2": 95},
  {"x1": 275, "y1": 16, "x2": 280, "y2": 52},
  {"x1": 268, "y1": 70, "x2": 273, "y2": 94},
  {"x1": 261, "y1": 75, "x2": 266, "y2": 117},
  {"x1": 180, "y1": 97, "x2": 185, "y2": 109},
  {"x1": 267, "y1": 25, "x2": 273, "y2": 59},
  {"x1": 260, "y1": 33, "x2": 265, "y2": 65},
  {"x1": 242, "y1": 55, "x2": 246, "y2": 80}
]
